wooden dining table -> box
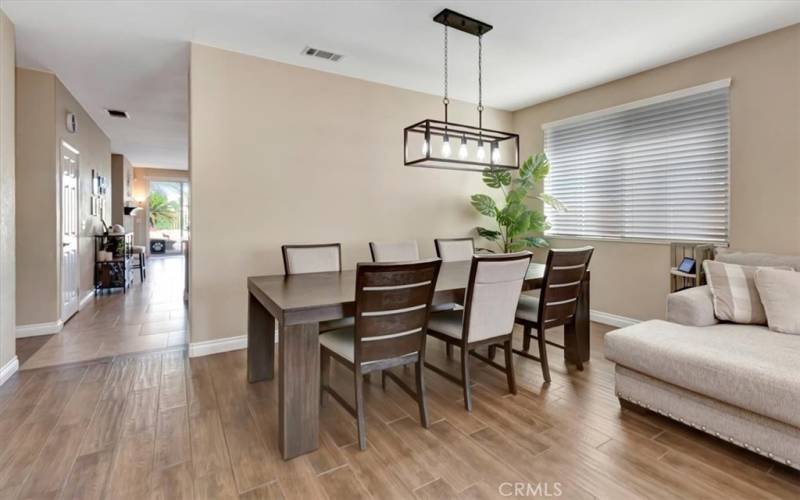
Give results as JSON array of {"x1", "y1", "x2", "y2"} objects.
[{"x1": 246, "y1": 260, "x2": 590, "y2": 459}]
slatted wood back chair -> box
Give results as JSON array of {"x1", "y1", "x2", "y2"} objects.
[
  {"x1": 425, "y1": 252, "x2": 532, "y2": 411},
  {"x1": 490, "y1": 247, "x2": 594, "y2": 383},
  {"x1": 320, "y1": 258, "x2": 442, "y2": 449},
  {"x1": 434, "y1": 238, "x2": 475, "y2": 262},
  {"x1": 282, "y1": 243, "x2": 352, "y2": 333},
  {"x1": 369, "y1": 240, "x2": 420, "y2": 262}
]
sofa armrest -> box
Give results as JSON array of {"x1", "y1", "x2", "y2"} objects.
[{"x1": 666, "y1": 285, "x2": 718, "y2": 326}]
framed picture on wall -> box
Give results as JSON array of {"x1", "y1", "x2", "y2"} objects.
[{"x1": 91, "y1": 169, "x2": 99, "y2": 195}]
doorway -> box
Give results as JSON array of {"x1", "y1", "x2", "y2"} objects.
[
  {"x1": 148, "y1": 180, "x2": 189, "y2": 256},
  {"x1": 60, "y1": 141, "x2": 80, "y2": 321}
]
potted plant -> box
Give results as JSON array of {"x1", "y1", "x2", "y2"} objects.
[{"x1": 471, "y1": 153, "x2": 564, "y2": 252}]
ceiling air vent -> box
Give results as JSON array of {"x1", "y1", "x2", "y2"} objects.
[
  {"x1": 106, "y1": 109, "x2": 130, "y2": 119},
  {"x1": 302, "y1": 46, "x2": 343, "y2": 62}
]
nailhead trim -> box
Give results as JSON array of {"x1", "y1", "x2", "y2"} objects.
[{"x1": 616, "y1": 394, "x2": 795, "y2": 470}]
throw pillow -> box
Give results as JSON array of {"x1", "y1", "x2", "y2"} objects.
[
  {"x1": 703, "y1": 261, "x2": 770, "y2": 324},
  {"x1": 754, "y1": 268, "x2": 800, "y2": 334}
]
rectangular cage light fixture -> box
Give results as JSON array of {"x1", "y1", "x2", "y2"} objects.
[
  {"x1": 404, "y1": 119, "x2": 519, "y2": 171},
  {"x1": 404, "y1": 9, "x2": 519, "y2": 172}
]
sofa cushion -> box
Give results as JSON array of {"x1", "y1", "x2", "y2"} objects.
[
  {"x1": 605, "y1": 320, "x2": 800, "y2": 428},
  {"x1": 715, "y1": 248, "x2": 800, "y2": 271},
  {"x1": 755, "y1": 268, "x2": 800, "y2": 335},
  {"x1": 704, "y1": 261, "x2": 770, "y2": 324}
]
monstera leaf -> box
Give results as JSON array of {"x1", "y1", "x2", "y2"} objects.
[
  {"x1": 470, "y1": 194, "x2": 498, "y2": 217},
  {"x1": 482, "y1": 168, "x2": 512, "y2": 189}
]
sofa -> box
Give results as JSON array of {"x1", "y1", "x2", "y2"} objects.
[{"x1": 605, "y1": 250, "x2": 800, "y2": 471}]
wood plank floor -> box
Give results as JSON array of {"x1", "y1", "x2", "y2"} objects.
[
  {"x1": 16, "y1": 255, "x2": 187, "y2": 370},
  {"x1": 1, "y1": 323, "x2": 798, "y2": 499}
]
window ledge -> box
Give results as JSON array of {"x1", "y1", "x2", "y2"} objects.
[{"x1": 546, "y1": 234, "x2": 729, "y2": 247}]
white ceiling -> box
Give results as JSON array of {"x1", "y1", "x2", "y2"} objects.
[{"x1": 3, "y1": 1, "x2": 799, "y2": 171}]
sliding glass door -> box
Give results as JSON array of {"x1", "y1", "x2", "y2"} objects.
[{"x1": 149, "y1": 180, "x2": 189, "y2": 255}]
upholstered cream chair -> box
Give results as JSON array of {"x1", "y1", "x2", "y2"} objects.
[
  {"x1": 281, "y1": 243, "x2": 353, "y2": 332},
  {"x1": 425, "y1": 251, "x2": 532, "y2": 411},
  {"x1": 369, "y1": 240, "x2": 420, "y2": 262},
  {"x1": 434, "y1": 238, "x2": 475, "y2": 262},
  {"x1": 490, "y1": 247, "x2": 594, "y2": 383}
]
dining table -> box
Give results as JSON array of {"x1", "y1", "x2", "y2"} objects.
[{"x1": 246, "y1": 260, "x2": 591, "y2": 459}]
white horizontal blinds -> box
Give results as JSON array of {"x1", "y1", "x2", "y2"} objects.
[{"x1": 543, "y1": 82, "x2": 730, "y2": 243}]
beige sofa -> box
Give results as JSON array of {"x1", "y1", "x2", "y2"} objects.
[{"x1": 605, "y1": 250, "x2": 800, "y2": 471}]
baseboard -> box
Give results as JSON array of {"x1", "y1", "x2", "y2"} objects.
[
  {"x1": 79, "y1": 290, "x2": 95, "y2": 310},
  {"x1": 16, "y1": 319, "x2": 64, "y2": 338},
  {"x1": 0, "y1": 356, "x2": 19, "y2": 387},
  {"x1": 590, "y1": 310, "x2": 640, "y2": 328},
  {"x1": 188, "y1": 335, "x2": 247, "y2": 358}
]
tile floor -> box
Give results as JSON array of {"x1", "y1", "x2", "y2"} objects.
[{"x1": 17, "y1": 255, "x2": 187, "y2": 370}]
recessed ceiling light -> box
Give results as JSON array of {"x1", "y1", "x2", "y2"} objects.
[{"x1": 106, "y1": 109, "x2": 130, "y2": 119}]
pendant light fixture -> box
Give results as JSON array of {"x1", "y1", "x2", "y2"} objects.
[{"x1": 404, "y1": 9, "x2": 519, "y2": 172}]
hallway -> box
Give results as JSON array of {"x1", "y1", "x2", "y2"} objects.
[{"x1": 17, "y1": 256, "x2": 187, "y2": 370}]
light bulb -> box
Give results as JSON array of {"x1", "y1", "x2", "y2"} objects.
[
  {"x1": 441, "y1": 137, "x2": 452, "y2": 158},
  {"x1": 421, "y1": 139, "x2": 428, "y2": 155},
  {"x1": 491, "y1": 144, "x2": 501, "y2": 163},
  {"x1": 476, "y1": 142, "x2": 486, "y2": 161},
  {"x1": 458, "y1": 137, "x2": 468, "y2": 159}
]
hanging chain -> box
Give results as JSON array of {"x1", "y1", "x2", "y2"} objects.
[
  {"x1": 443, "y1": 25, "x2": 448, "y2": 104},
  {"x1": 477, "y1": 34, "x2": 484, "y2": 130}
]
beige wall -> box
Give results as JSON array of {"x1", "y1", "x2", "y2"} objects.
[
  {"x1": 512, "y1": 25, "x2": 800, "y2": 320},
  {"x1": 15, "y1": 68, "x2": 111, "y2": 326},
  {"x1": 55, "y1": 78, "x2": 112, "y2": 311},
  {"x1": 0, "y1": 9, "x2": 15, "y2": 370},
  {"x1": 15, "y1": 69, "x2": 57, "y2": 325},
  {"x1": 111, "y1": 153, "x2": 133, "y2": 226},
  {"x1": 189, "y1": 43, "x2": 511, "y2": 344}
]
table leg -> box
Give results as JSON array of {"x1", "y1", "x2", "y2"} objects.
[
  {"x1": 247, "y1": 292, "x2": 275, "y2": 382},
  {"x1": 564, "y1": 276, "x2": 590, "y2": 365},
  {"x1": 279, "y1": 322, "x2": 320, "y2": 459}
]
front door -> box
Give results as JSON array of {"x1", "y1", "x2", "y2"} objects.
[{"x1": 61, "y1": 141, "x2": 80, "y2": 321}]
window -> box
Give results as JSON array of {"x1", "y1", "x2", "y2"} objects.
[{"x1": 543, "y1": 80, "x2": 730, "y2": 243}]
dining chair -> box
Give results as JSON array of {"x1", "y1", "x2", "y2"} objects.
[
  {"x1": 369, "y1": 240, "x2": 420, "y2": 262},
  {"x1": 434, "y1": 237, "x2": 475, "y2": 262},
  {"x1": 319, "y1": 258, "x2": 442, "y2": 449},
  {"x1": 433, "y1": 237, "x2": 475, "y2": 358},
  {"x1": 281, "y1": 243, "x2": 352, "y2": 332},
  {"x1": 425, "y1": 251, "x2": 532, "y2": 411},
  {"x1": 489, "y1": 247, "x2": 594, "y2": 383}
]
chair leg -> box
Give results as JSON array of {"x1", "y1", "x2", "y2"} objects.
[
  {"x1": 503, "y1": 340, "x2": 517, "y2": 395},
  {"x1": 522, "y1": 325, "x2": 532, "y2": 352},
  {"x1": 537, "y1": 327, "x2": 551, "y2": 383},
  {"x1": 415, "y1": 361, "x2": 429, "y2": 428},
  {"x1": 460, "y1": 347, "x2": 472, "y2": 412},
  {"x1": 320, "y1": 351, "x2": 330, "y2": 407},
  {"x1": 488, "y1": 344, "x2": 497, "y2": 361},
  {"x1": 446, "y1": 343, "x2": 453, "y2": 359},
  {"x1": 354, "y1": 368, "x2": 367, "y2": 450},
  {"x1": 139, "y1": 253, "x2": 145, "y2": 282}
]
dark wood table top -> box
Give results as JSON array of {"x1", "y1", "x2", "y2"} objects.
[{"x1": 248, "y1": 261, "x2": 548, "y2": 326}]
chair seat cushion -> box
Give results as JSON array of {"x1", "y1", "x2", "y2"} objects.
[
  {"x1": 131, "y1": 245, "x2": 146, "y2": 254},
  {"x1": 427, "y1": 310, "x2": 464, "y2": 340},
  {"x1": 605, "y1": 319, "x2": 800, "y2": 428},
  {"x1": 320, "y1": 316, "x2": 355, "y2": 333},
  {"x1": 514, "y1": 291, "x2": 541, "y2": 323},
  {"x1": 320, "y1": 327, "x2": 355, "y2": 362}
]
